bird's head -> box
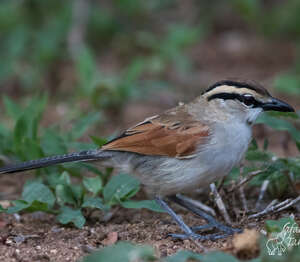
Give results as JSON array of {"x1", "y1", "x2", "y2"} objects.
[{"x1": 202, "y1": 80, "x2": 295, "y2": 125}]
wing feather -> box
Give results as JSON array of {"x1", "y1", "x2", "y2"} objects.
[{"x1": 102, "y1": 112, "x2": 210, "y2": 158}]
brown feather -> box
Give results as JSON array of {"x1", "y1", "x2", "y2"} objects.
[{"x1": 102, "y1": 109, "x2": 210, "y2": 158}]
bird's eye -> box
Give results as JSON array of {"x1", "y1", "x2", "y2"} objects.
[{"x1": 242, "y1": 94, "x2": 255, "y2": 107}]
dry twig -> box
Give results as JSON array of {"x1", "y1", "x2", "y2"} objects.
[
  {"x1": 239, "y1": 186, "x2": 248, "y2": 212},
  {"x1": 249, "y1": 196, "x2": 300, "y2": 219},
  {"x1": 255, "y1": 180, "x2": 270, "y2": 211},
  {"x1": 276, "y1": 196, "x2": 300, "y2": 213},
  {"x1": 228, "y1": 169, "x2": 268, "y2": 193},
  {"x1": 177, "y1": 194, "x2": 216, "y2": 217},
  {"x1": 265, "y1": 199, "x2": 278, "y2": 210},
  {"x1": 210, "y1": 183, "x2": 232, "y2": 225}
]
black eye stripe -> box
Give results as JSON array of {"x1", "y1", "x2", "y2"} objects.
[{"x1": 207, "y1": 93, "x2": 262, "y2": 107}]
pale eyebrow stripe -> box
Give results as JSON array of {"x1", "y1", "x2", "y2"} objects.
[
  {"x1": 203, "y1": 80, "x2": 269, "y2": 96},
  {"x1": 203, "y1": 85, "x2": 259, "y2": 98},
  {"x1": 205, "y1": 80, "x2": 258, "y2": 93}
]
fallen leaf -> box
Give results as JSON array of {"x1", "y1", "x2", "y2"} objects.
[
  {"x1": 232, "y1": 229, "x2": 260, "y2": 259},
  {"x1": 101, "y1": 232, "x2": 118, "y2": 246}
]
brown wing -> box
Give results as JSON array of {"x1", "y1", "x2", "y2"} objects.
[{"x1": 102, "y1": 111, "x2": 210, "y2": 158}]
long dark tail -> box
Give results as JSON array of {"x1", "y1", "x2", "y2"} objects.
[{"x1": 0, "y1": 149, "x2": 111, "y2": 174}]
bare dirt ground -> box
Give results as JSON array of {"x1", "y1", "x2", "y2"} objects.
[
  {"x1": 0, "y1": 32, "x2": 299, "y2": 261},
  {"x1": 1, "y1": 200, "x2": 299, "y2": 262}
]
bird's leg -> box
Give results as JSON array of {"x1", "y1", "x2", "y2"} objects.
[
  {"x1": 154, "y1": 196, "x2": 229, "y2": 240},
  {"x1": 168, "y1": 194, "x2": 242, "y2": 235}
]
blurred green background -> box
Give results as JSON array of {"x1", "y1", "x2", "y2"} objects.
[
  {"x1": 1, "y1": 0, "x2": 300, "y2": 170},
  {"x1": 2, "y1": 1, "x2": 300, "y2": 158},
  {"x1": 1, "y1": 0, "x2": 300, "y2": 128},
  {"x1": 1, "y1": 0, "x2": 300, "y2": 175}
]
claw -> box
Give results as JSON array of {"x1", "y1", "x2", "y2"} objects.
[
  {"x1": 191, "y1": 224, "x2": 215, "y2": 232},
  {"x1": 213, "y1": 223, "x2": 242, "y2": 235}
]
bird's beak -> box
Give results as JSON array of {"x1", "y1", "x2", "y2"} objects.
[{"x1": 262, "y1": 97, "x2": 295, "y2": 112}]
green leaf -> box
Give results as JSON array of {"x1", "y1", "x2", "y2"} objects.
[
  {"x1": 57, "y1": 206, "x2": 86, "y2": 228},
  {"x1": 201, "y1": 252, "x2": 239, "y2": 262},
  {"x1": 25, "y1": 200, "x2": 51, "y2": 213},
  {"x1": 296, "y1": 141, "x2": 300, "y2": 152},
  {"x1": 82, "y1": 197, "x2": 107, "y2": 210},
  {"x1": 80, "y1": 163, "x2": 104, "y2": 176},
  {"x1": 70, "y1": 112, "x2": 101, "y2": 139},
  {"x1": 3, "y1": 95, "x2": 22, "y2": 119},
  {"x1": 265, "y1": 217, "x2": 297, "y2": 234},
  {"x1": 55, "y1": 184, "x2": 76, "y2": 206},
  {"x1": 259, "y1": 235, "x2": 300, "y2": 261},
  {"x1": 27, "y1": 115, "x2": 39, "y2": 141},
  {"x1": 103, "y1": 174, "x2": 140, "y2": 204},
  {"x1": 6, "y1": 200, "x2": 30, "y2": 214},
  {"x1": 46, "y1": 171, "x2": 71, "y2": 189},
  {"x1": 264, "y1": 217, "x2": 299, "y2": 257},
  {"x1": 90, "y1": 136, "x2": 108, "y2": 147},
  {"x1": 0, "y1": 204, "x2": 6, "y2": 212},
  {"x1": 82, "y1": 242, "x2": 155, "y2": 262},
  {"x1": 6, "y1": 200, "x2": 51, "y2": 214},
  {"x1": 71, "y1": 184, "x2": 84, "y2": 204},
  {"x1": 22, "y1": 138, "x2": 43, "y2": 159},
  {"x1": 166, "y1": 250, "x2": 203, "y2": 262},
  {"x1": 267, "y1": 111, "x2": 299, "y2": 119},
  {"x1": 256, "y1": 113, "x2": 300, "y2": 143},
  {"x1": 41, "y1": 128, "x2": 68, "y2": 155},
  {"x1": 22, "y1": 181, "x2": 55, "y2": 208},
  {"x1": 121, "y1": 200, "x2": 165, "y2": 212},
  {"x1": 25, "y1": 94, "x2": 48, "y2": 118},
  {"x1": 225, "y1": 167, "x2": 240, "y2": 185},
  {"x1": 246, "y1": 149, "x2": 272, "y2": 162},
  {"x1": 13, "y1": 114, "x2": 27, "y2": 151},
  {"x1": 83, "y1": 176, "x2": 102, "y2": 195},
  {"x1": 59, "y1": 171, "x2": 71, "y2": 185},
  {"x1": 166, "y1": 251, "x2": 239, "y2": 262}
]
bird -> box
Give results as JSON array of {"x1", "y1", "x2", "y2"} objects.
[{"x1": 0, "y1": 79, "x2": 295, "y2": 240}]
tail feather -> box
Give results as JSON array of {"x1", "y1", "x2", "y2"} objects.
[{"x1": 0, "y1": 149, "x2": 109, "y2": 174}]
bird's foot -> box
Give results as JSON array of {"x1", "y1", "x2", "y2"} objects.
[
  {"x1": 191, "y1": 223, "x2": 242, "y2": 235},
  {"x1": 169, "y1": 232, "x2": 229, "y2": 241},
  {"x1": 155, "y1": 196, "x2": 242, "y2": 242},
  {"x1": 169, "y1": 223, "x2": 241, "y2": 241}
]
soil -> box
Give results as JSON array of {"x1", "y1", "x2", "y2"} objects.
[
  {"x1": 1, "y1": 201, "x2": 298, "y2": 262},
  {"x1": 1, "y1": 26, "x2": 300, "y2": 262}
]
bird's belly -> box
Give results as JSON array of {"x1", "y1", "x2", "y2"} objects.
[{"x1": 136, "y1": 122, "x2": 252, "y2": 196}]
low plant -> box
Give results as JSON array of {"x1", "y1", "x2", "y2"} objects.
[{"x1": 0, "y1": 96, "x2": 162, "y2": 228}]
